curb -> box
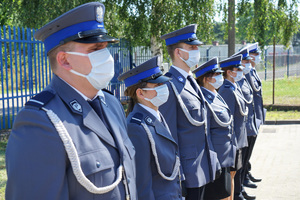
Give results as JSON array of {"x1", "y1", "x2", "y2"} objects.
[{"x1": 265, "y1": 120, "x2": 300, "y2": 125}]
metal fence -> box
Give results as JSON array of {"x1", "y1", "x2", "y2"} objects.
[{"x1": 0, "y1": 25, "x2": 138, "y2": 130}]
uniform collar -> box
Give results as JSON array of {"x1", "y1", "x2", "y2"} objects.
[
  {"x1": 225, "y1": 79, "x2": 237, "y2": 90},
  {"x1": 201, "y1": 86, "x2": 216, "y2": 98},
  {"x1": 138, "y1": 103, "x2": 161, "y2": 122},
  {"x1": 171, "y1": 65, "x2": 191, "y2": 79},
  {"x1": 58, "y1": 76, "x2": 104, "y2": 101}
]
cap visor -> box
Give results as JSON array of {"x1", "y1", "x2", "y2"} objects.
[
  {"x1": 147, "y1": 75, "x2": 171, "y2": 84},
  {"x1": 235, "y1": 65, "x2": 245, "y2": 69},
  {"x1": 184, "y1": 40, "x2": 203, "y2": 46},
  {"x1": 243, "y1": 56, "x2": 253, "y2": 60},
  {"x1": 74, "y1": 34, "x2": 119, "y2": 44},
  {"x1": 214, "y1": 69, "x2": 224, "y2": 73}
]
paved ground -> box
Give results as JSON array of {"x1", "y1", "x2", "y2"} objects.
[{"x1": 244, "y1": 124, "x2": 300, "y2": 200}]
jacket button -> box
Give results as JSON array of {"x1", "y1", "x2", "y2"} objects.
[{"x1": 96, "y1": 162, "x2": 101, "y2": 168}]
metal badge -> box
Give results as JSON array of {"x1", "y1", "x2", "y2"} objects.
[
  {"x1": 70, "y1": 100, "x2": 82, "y2": 113},
  {"x1": 178, "y1": 76, "x2": 184, "y2": 82},
  {"x1": 146, "y1": 117, "x2": 153, "y2": 124},
  {"x1": 96, "y1": 6, "x2": 104, "y2": 23},
  {"x1": 207, "y1": 94, "x2": 212, "y2": 99}
]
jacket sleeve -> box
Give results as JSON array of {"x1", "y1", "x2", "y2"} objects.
[
  {"x1": 5, "y1": 108, "x2": 69, "y2": 200},
  {"x1": 127, "y1": 123, "x2": 155, "y2": 200}
]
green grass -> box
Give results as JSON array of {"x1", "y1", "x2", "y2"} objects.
[
  {"x1": 265, "y1": 110, "x2": 300, "y2": 121},
  {"x1": 0, "y1": 141, "x2": 7, "y2": 200},
  {"x1": 262, "y1": 76, "x2": 300, "y2": 105}
]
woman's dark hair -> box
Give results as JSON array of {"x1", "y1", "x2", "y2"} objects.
[
  {"x1": 196, "y1": 72, "x2": 214, "y2": 86},
  {"x1": 221, "y1": 66, "x2": 234, "y2": 78},
  {"x1": 124, "y1": 81, "x2": 147, "y2": 116}
]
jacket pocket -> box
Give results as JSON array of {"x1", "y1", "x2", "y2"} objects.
[{"x1": 79, "y1": 149, "x2": 114, "y2": 176}]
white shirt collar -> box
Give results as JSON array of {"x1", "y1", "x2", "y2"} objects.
[
  {"x1": 58, "y1": 76, "x2": 104, "y2": 101},
  {"x1": 172, "y1": 65, "x2": 191, "y2": 79},
  {"x1": 201, "y1": 86, "x2": 216, "y2": 97},
  {"x1": 138, "y1": 103, "x2": 161, "y2": 122}
]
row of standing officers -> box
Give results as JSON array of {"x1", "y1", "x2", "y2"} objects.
[{"x1": 5, "y1": 2, "x2": 266, "y2": 200}]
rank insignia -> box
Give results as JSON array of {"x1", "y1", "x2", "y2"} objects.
[{"x1": 70, "y1": 100, "x2": 82, "y2": 113}]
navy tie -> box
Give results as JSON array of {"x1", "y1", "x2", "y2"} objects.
[
  {"x1": 187, "y1": 75, "x2": 200, "y2": 94},
  {"x1": 88, "y1": 97, "x2": 111, "y2": 132}
]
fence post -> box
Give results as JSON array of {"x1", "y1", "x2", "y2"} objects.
[
  {"x1": 264, "y1": 48, "x2": 268, "y2": 81},
  {"x1": 206, "y1": 46, "x2": 212, "y2": 61},
  {"x1": 287, "y1": 49, "x2": 290, "y2": 78}
]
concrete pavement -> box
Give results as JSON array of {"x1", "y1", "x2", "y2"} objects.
[{"x1": 244, "y1": 124, "x2": 300, "y2": 200}]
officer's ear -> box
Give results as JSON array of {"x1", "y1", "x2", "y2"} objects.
[
  {"x1": 136, "y1": 88, "x2": 146, "y2": 100},
  {"x1": 56, "y1": 51, "x2": 72, "y2": 70}
]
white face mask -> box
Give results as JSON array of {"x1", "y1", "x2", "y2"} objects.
[
  {"x1": 230, "y1": 70, "x2": 244, "y2": 82},
  {"x1": 142, "y1": 84, "x2": 169, "y2": 107},
  {"x1": 209, "y1": 74, "x2": 224, "y2": 89},
  {"x1": 251, "y1": 54, "x2": 261, "y2": 64},
  {"x1": 178, "y1": 48, "x2": 200, "y2": 68},
  {"x1": 243, "y1": 63, "x2": 252, "y2": 74},
  {"x1": 66, "y1": 48, "x2": 114, "y2": 90}
]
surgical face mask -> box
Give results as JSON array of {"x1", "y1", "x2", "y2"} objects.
[
  {"x1": 254, "y1": 55, "x2": 261, "y2": 64},
  {"x1": 209, "y1": 74, "x2": 224, "y2": 89},
  {"x1": 142, "y1": 84, "x2": 169, "y2": 107},
  {"x1": 66, "y1": 48, "x2": 114, "y2": 90},
  {"x1": 243, "y1": 63, "x2": 252, "y2": 74},
  {"x1": 178, "y1": 48, "x2": 200, "y2": 68},
  {"x1": 230, "y1": 70, "x2": 244, "y2": 82}
]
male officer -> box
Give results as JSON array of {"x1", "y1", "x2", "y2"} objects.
[
  {"x1": 232, "y1": 48, "x2": 258, "y2": 200},
  {"x1": 5, "y1": 2, "x2": 137, "y2": 200},
  {"x1": 159, "y1": 25, "x2": 220, "y2": 200}
]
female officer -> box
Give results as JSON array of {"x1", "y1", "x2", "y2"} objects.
[
  {"x1": 218, "y1": 55, "x2": 248, "y2": 200},
  {"x1": 192, "y1": 57, "x2": 236, "y2": 200},
  {"x1": 118, "y1": 56, "x2": 182, "y2": 200}
]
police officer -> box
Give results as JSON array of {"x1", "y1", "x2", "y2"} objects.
[
  {"x1": 218, "y1": 55, "x2": 248, "y2": 200},
  {"x1": 232, "y1": 48, "x2": 258, "y2": 200},
  {"x1": 118, "y1": 56, "x2": 182, "y2": 200},
  {"x1": 159, "y1": 25, "x2": 221, "y2": 200},
  {"x1": 193, "y1": 57, "x2": 236, "y2": 200},
  {"x1": 5, "y1": 2, "x2": 137, "y2": 200},
  {"x1": 244, "y1": 43, "x2": 265, "y2": 184}
]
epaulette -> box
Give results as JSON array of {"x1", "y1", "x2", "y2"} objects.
[
  {"x1": 224, "y1": 84, "x2": 235, "y2": 91},
  {"x1": 102, "y1": 88, "x2": 114, "y2": 95},
  {"x1": 25, "y1": 91, "x2": 55, "y2": 109},
  {"x1": 130, "y1": 113, "x2": 143, "y2": 125},
  {"x1": 164, "y1": 72, "x2": 172, "y2": 78}
]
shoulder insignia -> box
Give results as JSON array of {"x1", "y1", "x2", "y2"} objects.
[
  {"x1": 130, "y1": 113, "x2": 143, "y2": 125},
  {"x1": 224, "y1": 84, "x2": 231, "y2": 88},
  {"x1": 164, "y1": 72, "x2": 172, "y2": 78},
  {"x1": 25, "y1": 91, "x2": 55, "y2": 109},
  {"x1": 102, "y1": 88, "x2": 114, "y2": 95}
]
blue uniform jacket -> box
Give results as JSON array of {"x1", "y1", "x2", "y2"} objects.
[
  {"x1": 127, "y1": 104, "x2": 182, "y2": 200},
  {"x1": 218, "y1": 79, "x2": 248, "y2": 150},
  {"x1": 237, "y1": 77, "x2": 258, "y2": 136},
  {"x1": 6, "y1": 75, "x2": 137, "y2": 200},
  {"x1": 201, "y1": 88, "x2": 236, "y2": 168},
  {"x1": 245, "y1": 69, "x2": 265, "y2": 128},
  {"x1": 159, "y1": 66, "x2": 220, "y2": 188}
]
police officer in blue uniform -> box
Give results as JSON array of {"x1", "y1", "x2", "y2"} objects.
[
  {"x1": 232, "y1": 48, "x2": 258, "y2": 200},
  {"x1": 218, "y1": 55, "x2": 248, "y2": 200},
  {"x1": 118, "y1": 56, "x2": 182, "y2": 200},
  {"x1": 159, "y1": 25, "x2": 221, "y2": 200},
  {"x1": 244, "y1": 43, "x2": 264, "y2": 185},
  {"x1": 193, "y1": 57, "x2": 236, "y2": 200},
  {"x1": 5, "y1": 2, "x2": 137, "y2": 200}
]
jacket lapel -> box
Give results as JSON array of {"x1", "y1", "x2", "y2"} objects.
[{"x1": 51, "y1": 75, "x2": 117, "y2": 148}]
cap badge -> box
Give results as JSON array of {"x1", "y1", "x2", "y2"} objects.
[
  {"x1": 70, "y1": 100, "x2": 82, "y2": 113},
  {"x1": 96, "y1": 6, "x2": 104, "y2": 23}
]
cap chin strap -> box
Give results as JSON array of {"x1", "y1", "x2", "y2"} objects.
[{"x1": 42, "y1": 107, "x2": 124, "y2": 194}]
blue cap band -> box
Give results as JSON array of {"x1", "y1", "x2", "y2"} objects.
[
  {"x1": 124, "y1": 67, "x2": 161, "y2": 87},
  {"x1": 195, "y1": 64, "x2": 218, "y2": 78},
  {"x1": 44, "y1": 20, "x2": 104, "y2": 52},
  {"x1": 220, "y1": 60, "x2": 241, "y2": 68},
  {"x1": 165, "y1": 32, "x2": 196, "y2": 46},
  {"x1": 242, "y1": 52, "x2": 249, "y2": 58}
]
